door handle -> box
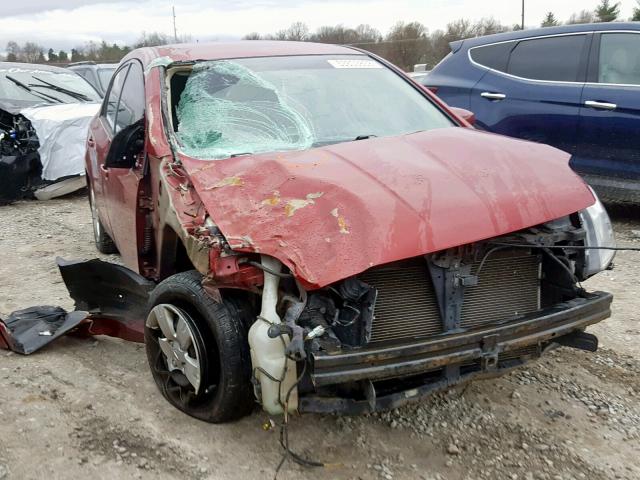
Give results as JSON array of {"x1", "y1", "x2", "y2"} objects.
[
  {"x1": 87, "y1": 138, "x2": 95, "y2": 148},
  {"x1": 100, "y1": 164, "x2": 109, "y2": 179},
  {"x1": 481, "y1": 92, "x2": 506, "y2": 100},
  {"x1": 584, "y1": 100, "x2": 617, "y2": 111}
]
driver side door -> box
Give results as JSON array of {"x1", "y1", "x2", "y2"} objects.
[{"x1": 90, "y1": 60, "x2": 146, "y2": 271}]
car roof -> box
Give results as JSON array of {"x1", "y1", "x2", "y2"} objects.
[
  {"x1": 452, "y1": 22, "x2": 640, "y2": 51},
  {"x1": 125, "y1": 41, "x2": 361, "y2": 68},
  {"x1": 0, "y1": 61, "x2": 74, "y2": 73},
  {"x1": 68, "y1": 63, "x2": 118, "y2": 69}
]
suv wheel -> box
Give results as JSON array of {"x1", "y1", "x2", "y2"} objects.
[
  {"x1": 145, "y1": 271, "x2": 254, "y2": 423},
  {"x1": 88, "y1": 182, "x2": 117, "y2": 254}
]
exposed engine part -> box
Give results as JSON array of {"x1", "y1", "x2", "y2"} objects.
[
  {"x1": 0, "y1": 112, "x2": 41, "y2": 204},
  {"x1": 247, "y1": 256, "x2": 298, "y2": 415},
  {"x1": 331, "y1": 277, "x2": 377, "y2": 347}
]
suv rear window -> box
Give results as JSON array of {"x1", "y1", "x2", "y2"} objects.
[
  {"x1": 470, "y1": 42, "x2": 515, "y2": 72},
  {"x1": 507, "y1": 35, "x2": 587, "y2": 82}
]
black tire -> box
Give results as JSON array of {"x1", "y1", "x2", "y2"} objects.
[
  {"x1": 145, "y1": 270, "x2": 254, "y2": 423},
  {"x1": 88, "y1": 182, "x2": 118, "y2": 254}
]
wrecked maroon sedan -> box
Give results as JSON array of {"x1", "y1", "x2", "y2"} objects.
[{"x1": 84, "y1": 41, "x2": 615, "y2": 422}]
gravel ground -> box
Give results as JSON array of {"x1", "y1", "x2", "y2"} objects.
[{"x1": 0, "y1": 194, "x2": 638, "y2": 480}]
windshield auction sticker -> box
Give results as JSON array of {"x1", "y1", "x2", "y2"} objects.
[{"x1": 327, "y1": 59, "x2": 383, "y2": 69}]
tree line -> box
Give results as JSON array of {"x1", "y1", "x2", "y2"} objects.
[
  {"x1": 243, "y1": 0, "x2": 639, "y2": 71},
  {"x1": 2, "y1": 31, "x2": 190, "y2": 65},
  {"x1": 1, "y1": 0, "x2": 638, "y2": 71}
]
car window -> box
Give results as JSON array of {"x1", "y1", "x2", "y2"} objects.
[
  {"x1": 470, "y1": 42, "x2": 515, "y2": 72},
  {"x1": 105, "y1": 64, "x2": 129, "y2": 131},
  {"x1": 598, "y1": 33, "x2": 640, "y2": 85},
  {"x1": 507, "y1": 35, "x2": 587, "y2": 82},
  {"x1": 114, "y1": 62, "x2": 144, "y2": 133},
  {"x1": 73, "y1": 68, "x2": 89, "y2": 79},
  {"x1": 98, "y1": 67, "x2": 117, "y2": 93}
]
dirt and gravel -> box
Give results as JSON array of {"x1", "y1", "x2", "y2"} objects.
[{"x1": 0, "y1": 194, "x2": 638, "y2": 480}]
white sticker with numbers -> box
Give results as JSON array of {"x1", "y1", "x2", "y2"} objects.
[{"x1": 327, "y1": 59, "x2": 383, "y2": 69}]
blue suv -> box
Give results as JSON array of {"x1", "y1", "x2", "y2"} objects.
[{"x1": 424, "y1": 23, "x2": 640, "y2": 203}]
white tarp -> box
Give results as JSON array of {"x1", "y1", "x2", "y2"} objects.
[{"x1": 21, "y1": 103, "x2": 101, "y2": 181}]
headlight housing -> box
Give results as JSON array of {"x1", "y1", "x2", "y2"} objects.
[{"x1": 578, "y1": 188, "x2": 616, "y2": 278}]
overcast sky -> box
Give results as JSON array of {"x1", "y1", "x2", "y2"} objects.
[{"x1": 0, "y1": 0, "x2": 638, "y2": 52}]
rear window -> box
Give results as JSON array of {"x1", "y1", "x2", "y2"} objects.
[
  {"x1": 470, "y1": 42, "x2": 515, "y2": 72},
  {"x1": 507, "y1": 35, "x2": 587, "y2": 82}
]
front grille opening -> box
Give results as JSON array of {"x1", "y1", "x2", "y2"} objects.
[
  {"x1": 461, "y1": 251, "x2": 541, "y2": 330},
  {"x1": 360, "y1": 250, "x2": 541, "y2": 346},
  {"x1": 360, "y1": 259, "x2": 442, "y2": 345}
]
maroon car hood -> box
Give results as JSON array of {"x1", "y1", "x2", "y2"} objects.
[{"x1": 180, "y1": 128, "x2": 594, "y2": 289}]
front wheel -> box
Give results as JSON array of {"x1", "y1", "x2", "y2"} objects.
[{"x1": 144, "y1": 271, "x2": 254, "y2": 423}]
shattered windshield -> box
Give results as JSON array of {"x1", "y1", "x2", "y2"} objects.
[
  {"x1": 0, "y1": 66, "x2": 101, "y2": 105},
  {"x1": 173, "y1": 55, "x2": 453, "y2": 160}
]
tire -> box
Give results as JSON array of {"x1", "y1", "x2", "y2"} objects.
[
  {"x1": 88, "y1": 182, "x2": 118, "y2": 254},
  {"x1": 145, "y1": 270, "x2": 254, "y2": 423}
]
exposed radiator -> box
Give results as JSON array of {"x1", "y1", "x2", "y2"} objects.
[
  {"x1": 461, "y1": 251, "x2": 541, "y2": 329},
  {"x1": 360, "y1": 251, "x2": 540, "y2": 346},
  {"x1": 360, "y1": 260, "x2": 442, "y2": 344}
]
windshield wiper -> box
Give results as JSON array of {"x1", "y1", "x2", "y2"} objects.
[
  {"x1": 29, "y1": 76, "x2": 91, "y2": 102},
  {"x1": 5, "y1": 75, "x2": 61, "y2": 104},
  {"x1": 312, "y1": 135, "x2": 378, "y2": 148},
  {"x1": 354, "y1": 134, "x2": 377, "y2": 140}
]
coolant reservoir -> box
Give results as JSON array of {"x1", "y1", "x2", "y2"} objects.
[{"x1": 248, "y1": 256, "x2": 298, "y2": 415}]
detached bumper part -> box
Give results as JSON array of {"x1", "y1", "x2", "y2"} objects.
[
  {"x1": 0, "y1": 307, "x2": 88, "y2": 355},
  {"x1": 300, "y1": 291, "x2": 612, "y2": 414},
  {"x1": 0, "y1": 258, "x2": 154, "y2": 354}
]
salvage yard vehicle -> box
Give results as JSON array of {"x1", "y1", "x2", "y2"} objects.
[
  {"x1": 67, "y1": 61, "x2": 117, "y2": 97},
  {"x1": 85, "y1": 41, "x2": 615, "y2": 423},
  {"x1": 422, "y1": 22, "x2": 640, "y2": 203},
  {"x1": 0, "y1": 62, "x2": 102, "y2": 204}
]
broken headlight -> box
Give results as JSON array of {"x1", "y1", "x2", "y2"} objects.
[{"x1": 579, "y1": 188, "x2": 615, "y2": 278}]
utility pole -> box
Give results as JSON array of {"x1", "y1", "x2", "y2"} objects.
[
  {"x1": 521, "y1": 0, "x2": 525, "y2": 30},
  {"x1": 172, "y1": 6, "x2": 178, "y2": 42}
]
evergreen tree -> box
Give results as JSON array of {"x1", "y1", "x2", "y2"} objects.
[
  {"x1": 595, "y1": 0, "x2": 620, "y2": 22},
  {"x1": 48, "y1": 48, "x2": 58, "y2": 62},
  {"x1": 632, "y1": 1, "x2": 640, "y2": 21},
  {"x1": 541, "y1": 12, "x2": 560, "y2": 27}
]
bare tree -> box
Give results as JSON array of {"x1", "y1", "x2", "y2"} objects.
[
  {"x1": 473, "y1": 17, "x2": 509, "y2": 36},
  {"x1": 384, "y1": 21, "x2": 429, "y2": 71},
  {"x1": 311, "y1": 25, "x2": 357, "y2": 44},
  {"x1": 134, "y1": 31, "x2": 190, "y2": 48},
  {"x1": 6, "y1": 41, "x2": 20, "y2": 62},
  {"x1": 354, "y1": 24, "x2": 382, "y2": 43},
  {"x1": 567, "y1": 10, "x2": 596, "y2": 24},
  {"x1": 21, "y1": 42, "x2": 45, "y2": 63},
  {"x1": 285, "y1": 22, "x2": 310, "y2": 41},
  {"x1": 243, "y1": 32, "x2": 262, "y2": 40}
]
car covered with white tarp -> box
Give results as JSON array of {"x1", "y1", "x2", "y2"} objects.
[{"x1": 0, "y1": 62, "x2": 101, "y2": 204}]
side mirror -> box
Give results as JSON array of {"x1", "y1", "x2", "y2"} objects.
[
  {"x1": 449, "y1": 107, "x2": 476, "y2": 126},
  {"x1": 105, "y1": 120, "x2": 144, "y2": 169}
]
